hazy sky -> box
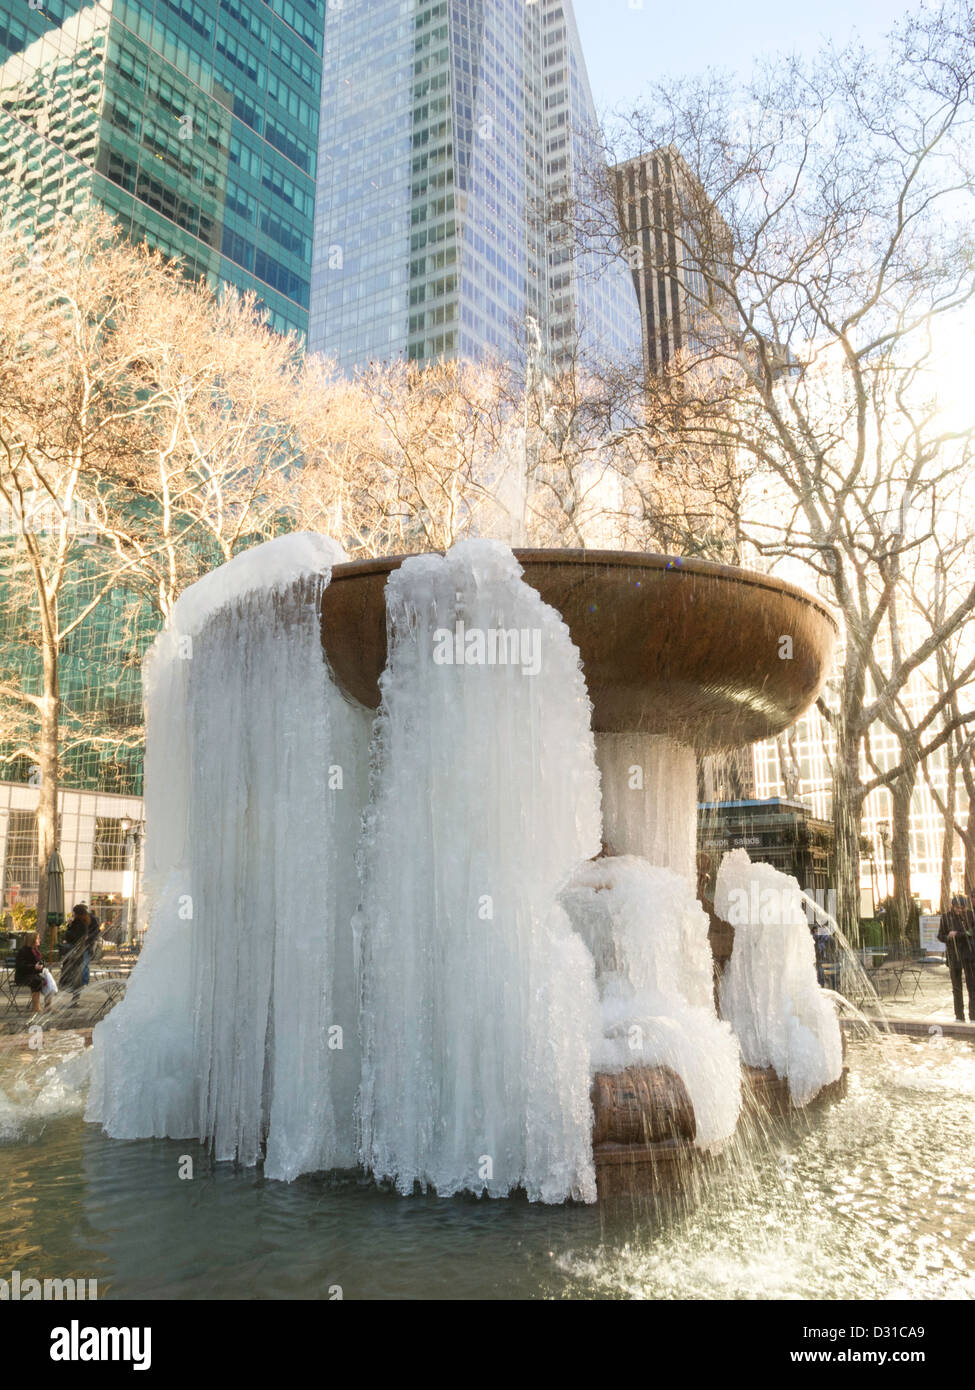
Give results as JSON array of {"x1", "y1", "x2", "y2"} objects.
[{"x1": 572, "y1": 0, "x2": 911, "y2": 116}]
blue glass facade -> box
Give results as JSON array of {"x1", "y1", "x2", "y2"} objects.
[
  {"x1": 0, "y1": 0, "x2": 326, "y2": 797},
  {"x1": 309, "y1": 0, "x2": 640, "y2": 373},
  {"x1": 0, "y1": 0, "x2": 325, "y2": 335}
]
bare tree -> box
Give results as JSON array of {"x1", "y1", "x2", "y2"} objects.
[
  {"x1": 289, "y1": 357, "x2": 526, "y2": 556},
  {"x1": 908, "y1": 518, "x2": 975, "y2": 912},
  {"x1": 0, "y1": 211, "x2": 177, "y2": 940},
  {"x1": 571, "y1": 1, "x2": 975, "y2": 934},
  {"x1": 0, "y1": 212, "x2": 374, "y2": 937},
  {"x1": 105, "y1": 275, "x2": 326, "y2": 619}
]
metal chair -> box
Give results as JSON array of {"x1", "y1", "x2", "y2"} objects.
[
  {"x1": 89, "y1": 968, "x2": 128, "y2": 1020},
  {"x1": 0, "y1": 961, "x2": 18, "y2": 1010},
  {"x1": 0, "y1": 957, "x2": 41, "y2": 1014}
]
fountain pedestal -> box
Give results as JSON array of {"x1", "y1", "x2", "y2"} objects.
[{"x1": 594, "y1": 734, "x2": 697, "y2": 877}]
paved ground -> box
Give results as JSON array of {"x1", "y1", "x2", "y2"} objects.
[
  {"x1": 860, "y1": 958, "x2": 967, "y2": 1024},
  {"x1": 846, "y1": 958, "x2": 975, "y2": 1040},
  {"x1": 0, "y1": 954, "x2": 132, "y2": 1036}
]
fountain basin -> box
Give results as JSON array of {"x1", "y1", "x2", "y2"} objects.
[{"x1": 320, "y1": 549, "x2": 838, "y2": 750}]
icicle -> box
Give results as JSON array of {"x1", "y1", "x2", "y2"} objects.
[
  {"x1": 355, "y1": 539, "x2": 602, "y2": 1202},
  {"x1": 86, "y1": 534, "x2": 371, "y2": 1178}
]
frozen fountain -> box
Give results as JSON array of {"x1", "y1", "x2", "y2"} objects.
[{"x1": 87, "y1": 537, "x2": 841, "y2": 1202}]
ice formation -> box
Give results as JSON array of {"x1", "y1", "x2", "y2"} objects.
[
  {"x1": 85, "y1": 527, "x2": 842, "y2": 1200},
  {"x1": 561, "y1": 856, "x2": 742, "y2": 1149},
  {"x1": 595, "y1": 735, "x2": 697, "y2": 880},
  {"x1": 715, "y1": 849, "x2": 843, "y2": 1106},
  {"x1": 355, "y1": 539, "x2": 602, "y2": 1202},
  {"x1": 86, "y1": 534, "x2": 372, "y2": 1179}
]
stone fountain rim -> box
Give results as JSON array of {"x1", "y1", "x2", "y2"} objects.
[{"x1": 326, "y1": 546, "x2": 840, "y2": 630}]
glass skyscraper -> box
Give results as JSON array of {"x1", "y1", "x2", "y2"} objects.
[
  {"x1": 309, "y1": 0, "x2": 640, "y2": 372},
  {"x1": 0, "y1": 0, "x2": 326, "y2": 800},
  {"x1": 0, "y1": 0, "x2": 325, "y2": 335}
]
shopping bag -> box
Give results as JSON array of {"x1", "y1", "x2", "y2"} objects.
[{"x1": 40, "y1": 967, "x2": 58, "y2": 998}]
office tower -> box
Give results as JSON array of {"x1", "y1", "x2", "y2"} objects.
[
  {"x1": 613, "y1": 146, "x2": 733, "y2": 378},
  {"x1": 0, "y1": 0, "x2": 328, "y2": 808},
  {"x1": 0, "y1": 0, "x2": 325, "y2": 335},
  {"x1": 309, "y1": 0, "x2": 640, "y2": 373}
]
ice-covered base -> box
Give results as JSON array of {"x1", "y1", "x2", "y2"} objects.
[
  {"x1": 356, "y1": 540, "x2": 602, "y2": 1202},
  {"x1": 86, "y1": 534, "x2": 372, "y2": 1179},
  {"x1": 715, "y1": 849, "x2": 843, "y2": 1106},
  {"x1": 562, "y1": 856, "x2": 742, "y2": 1149}
]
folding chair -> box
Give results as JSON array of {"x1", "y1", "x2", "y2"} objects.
[
  {"x1": 89, "y1": 968, "x2": 128, "y2": 1021},
  {"x1": 0, "y1": 963, "x2": 18, "y2": 1010},
  {"x1": 1, "y1": 962, "x2": 40, "y2": 1014}
]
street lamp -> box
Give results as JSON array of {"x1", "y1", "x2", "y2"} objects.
[{"x1": 877, "y1": 821, "x2": 892, "y2": 903}]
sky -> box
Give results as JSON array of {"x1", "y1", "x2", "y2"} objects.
[{"x1": 572, "y1": 0, "x2": 913, "y2": 116}]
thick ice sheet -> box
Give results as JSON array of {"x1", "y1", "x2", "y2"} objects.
[
  {"x1": 355, "y1": 539, "x2": 602, "y2": 1202},
  {"x1": 561, "y1": 856, "x2": 742, "y2": 1149},
  {"x1": 715, "y1": 849, "x2": 843, "y2": 1106},
  {"x1": 86, "y1": 534, "x2": 372, "y2": 1178}
]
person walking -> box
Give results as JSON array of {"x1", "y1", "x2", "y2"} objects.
[
  {"x1": 938, "y1": 896, "x2": 975, "y2": 1023},
  {"x1": 13, "y1": 932, "x2": 45, "y2": 1014},
  {"x1": 61, "y1": 904, "x2": 95, "y2": 1006},
  {"x1": 84, "y1": 906, "x2": 102, "y2": 963}
]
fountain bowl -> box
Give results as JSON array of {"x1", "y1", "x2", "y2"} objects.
[{"x1": 320, "y1": 549, "x2": 838, "y2": 750}]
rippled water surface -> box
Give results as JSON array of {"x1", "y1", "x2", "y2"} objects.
[{"x1": 1, "y1": 1034, "x2": 973, "y2": 1300}]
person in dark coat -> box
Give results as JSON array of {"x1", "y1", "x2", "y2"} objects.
[
  {"x1": 14, "y1": 932, "x2": 44, "y2": 1014},
  {"x1": 938, "y1": 896, "x2": 975, "y2": 1023},
  {"x1": 84, "y1": 907, "x2": 101, "y2": 955},
  {"x1": 61, "y1": 904, "x2": 97, "y2": 1003}
]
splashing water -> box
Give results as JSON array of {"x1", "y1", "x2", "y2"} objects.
[
  {"x1": 796, "y1": 886, "x2": 892, "y2": 1037},
  {"x1": 0, "y1": 1035, "x2": 90, "y2": 1143},
  {"x1": 3, "y1": 1034, "x2": 972, "y2": 1299},
  {"x1": 355, "y1": 540, "x2": 602, "y2": 1202}
]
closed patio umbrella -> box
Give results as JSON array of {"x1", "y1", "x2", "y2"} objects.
[{"x1": 46, "y1": 849, "x2": 65, "y2": 931}]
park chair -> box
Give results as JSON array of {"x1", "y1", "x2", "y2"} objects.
[
  {"x1": 0, "y1": 953, "x2": 41, "y2": 1014},
  {"x1": 867, "y1": 938, "x2": 923, "y2": 1003}
]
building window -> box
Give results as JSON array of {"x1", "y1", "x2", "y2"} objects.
[
  {"x1": 93, "y1": 817, "x2": 127, "y2": 872},
  {"x1": 2, "y1": 811, "x2": 39, "y2": 900}
]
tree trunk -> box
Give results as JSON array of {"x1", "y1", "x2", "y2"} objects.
[
  {"x1": 776, "y1": 727, "x2": 802, "y2": 800},
  {"x1": 963, "y1": 790, "x2": 975, "y2": 902},
  {"x1": 890, "y1": 767, "x2": 916, "y2": 943},
  {"x1": 939, "y1": 754, "x2": 958, "y2": 917},
  {"x1": 832, "y1": 723, "x2": 863, "y2": 943},
  {"x1": 35, "y1": 627, "x2": 60, "y2": 955}
]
